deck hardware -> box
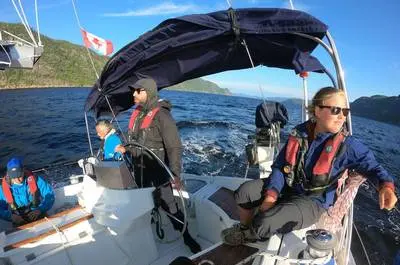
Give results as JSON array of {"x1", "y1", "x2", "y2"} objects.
[
  {"x1": 79, "y1": 231, "x2": 88, "y2": 238},
  {"x1": 26, "y1": 253, "x2": 36, "y2": 261}
]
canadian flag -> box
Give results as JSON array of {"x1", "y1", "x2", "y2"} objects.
[{"x1": 81, "y1": 29, "x2": 113, "y2": 56}]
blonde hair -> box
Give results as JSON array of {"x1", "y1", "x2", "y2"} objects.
[
  {"x1": 307, "y1": 87, "x2": 345, "y2": 118},
  {"x1": 95, "y1": 120, "x2": 114, "y2": 132}
]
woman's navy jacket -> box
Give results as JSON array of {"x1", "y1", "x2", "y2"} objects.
[{"x1": 264, "y1": 121, "x2": 395, "y2": 209}]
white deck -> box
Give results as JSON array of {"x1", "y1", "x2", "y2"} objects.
[{"x1": 0, "y1": 173, "x2": 356, "y2": 265}]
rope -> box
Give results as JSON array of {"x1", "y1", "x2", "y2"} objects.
[
  {"x1": 44, "y1": 217, "x2": 74, "y2": 265},
  {"x1": 70, "y1": 0, "x2": 99, "y2": 79},
  {"x1": 159, "y1": 208, "x2": 184, "y2": 226},
  {"x1": 258, "y1": 252, "x2": 332, "y2": 264}
]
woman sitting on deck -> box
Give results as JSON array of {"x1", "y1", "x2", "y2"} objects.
[{"x1": 222, "y1": 86, "x2": 398, "y2": 245}]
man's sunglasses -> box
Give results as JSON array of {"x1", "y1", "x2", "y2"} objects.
[
  {"x1": 130, "y1": 88, "x2": 145, "y2": 94},
  {"x1": 318, "y1": 105, "x2": 350, "y2": 117}
]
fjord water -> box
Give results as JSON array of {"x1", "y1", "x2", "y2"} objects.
[{"x1": 0, "y1": 88, "x2": 399, "y2": 264}]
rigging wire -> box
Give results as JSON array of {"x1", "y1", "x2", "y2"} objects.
[
  {"x1": 34, "y1": 0, "x2": 42, "y2": 45},
  {"x1": 10, "y1": 0, "x2": 37, "y2": 46},
  {"x1": 104, "y1": 95, "x2": 128, "y2": 143},
  {"x1": 17, "y1": 0, "x2": 37, "y2": 46},
  {"x1": 351, "y1": 179, "x2": 400, "y2": 265},
  {"x1": 70, "y1": 0, "x2": 127, "y2": 149},
  {"x1": 353, "y1": 223, "x2": 372, "y2": 265},
  {"x1": 289, "y1": 0, "x2": 295, "y2": 10},
  {"x1": 2, "y1": 30, "x2": 35, "y2": 46},
  {"x1": 70, "y1": 0, "x2": 99, "y2": 79},
  {"x1": 44, "y1": 217, "x2": 75, "y2": 265},
  {"x1": 241, "y1": 39, "x2": 267, "y2": 106}
]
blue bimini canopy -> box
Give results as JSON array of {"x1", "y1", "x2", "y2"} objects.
[{"x1": 85, "y1": 8, "x2": 328, "y2": 117}]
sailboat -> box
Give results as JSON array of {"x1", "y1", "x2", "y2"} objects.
[
  {"x1": 0, "y1": 7, "x2": 363, "y2": 265},
  {"x1": 0, "y1": 0, "x2": 43, "y2": 70}
]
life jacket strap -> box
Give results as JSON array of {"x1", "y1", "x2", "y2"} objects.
[
  {"x1": 1, "y1": 172, "x2": 40, "y2": 210},
  {"x1": 140, "y1": 107, "x2": 160, "y2": 129},
  {"x1": 26, "y1": 173, "x2": 39, "y2": 207},
  {"x1": 128, "y1": 106, "x2": 143, "y2": 130},
  {"x1": 1, "y1": 177, "x2": 17, "y2": 210},
  {"x1": 283, "y1": 124, "x2": 348, "y2": 190},
  {"x1": 313, "y1": 132, "x2": 346, "y2": 176},
  {"x1": 128, "y1": 106, "x2": 161, "y2": 130}
]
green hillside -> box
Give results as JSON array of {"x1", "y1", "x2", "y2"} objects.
[
  {"x1": 0, "y1": 22, "x2": 231, "y2": 95},
  {"x1": 0, "y1": 22, "x2": 106, "y2": 88},
  {"x1": 168, "y1": 78, "x2": 231, "y2": 95}
]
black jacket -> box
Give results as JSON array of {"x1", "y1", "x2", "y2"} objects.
[{"x1": 128, "y1": 100, "x2": 182, "y2": 187}]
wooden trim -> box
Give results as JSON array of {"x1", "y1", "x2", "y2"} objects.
[
  {"x1": 7, "y1": 204, "x2": 84, "y2": 235},
  {"x1": 4, "y1": 213, "x2": 94, "y2": 252}
]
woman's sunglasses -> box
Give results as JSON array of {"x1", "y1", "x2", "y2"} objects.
[{"x1": 318, "y1": 105, "x2": 350, "y2": 117}]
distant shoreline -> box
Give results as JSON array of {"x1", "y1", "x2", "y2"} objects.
[
  {"x1": 0, "y1": 86, "x2": 232, "y2": 96},
  {"x1": 0, "y1": 85, "x2": 91, "y2": 90}
]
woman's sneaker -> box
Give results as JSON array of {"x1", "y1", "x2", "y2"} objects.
[{"x1": 221, "y1": 223, "x2": 258, "y2": 246}]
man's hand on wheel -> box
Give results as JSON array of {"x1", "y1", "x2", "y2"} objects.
[{"x1": 171, "y1": 177, "x2": 183, "y2": 191}]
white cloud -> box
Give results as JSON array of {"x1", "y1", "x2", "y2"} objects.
[{"x1": 103, "y1": 2, "x2": 199, "y2": 17}]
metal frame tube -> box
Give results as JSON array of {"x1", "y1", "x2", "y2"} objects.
[
  {"x1": 84, "y1": 112, "x2": 94, "y2": 156},
  {"x1": 302, "y1": 77, "x2": 308, "y2": 122},
  {"x1": 291, "y1": 30, "x2": 353, "y2": 265},
  {"x1": 326, "y1": 31, "x2": 353, "y2": 135}
]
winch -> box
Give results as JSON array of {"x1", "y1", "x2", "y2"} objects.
[{"x1": 300, "y1": 229, "x2": 336, "y2": 264}]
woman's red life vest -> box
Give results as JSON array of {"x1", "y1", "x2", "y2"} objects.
[
  {"x1": 2, "y1": 171, "x2": 39, "y2": 211},
  {"x1": 128, "y1": 106, "x2": 160, "y2": 130},
  {"x1": 284, "y1": 127, "x2": 347, "y2": 191}
]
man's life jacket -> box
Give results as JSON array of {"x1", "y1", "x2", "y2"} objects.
[
  {"x1": 283, "y1": 126, "x2": 348, "y2": 192},
  {"x1": 128, "y1": 106, "x2": 160, "y2": 130},
  {"x1": 2, "y1": 171, "x2": 40, "y2": 211}
]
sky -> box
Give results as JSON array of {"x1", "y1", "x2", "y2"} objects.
[{"x1": 1, "y1": 0, "x2": 400, "y2": 100}]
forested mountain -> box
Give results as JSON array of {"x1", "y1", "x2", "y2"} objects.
[{"x1": 0, "y1": 22, "x2": 231, "y2": 95}]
